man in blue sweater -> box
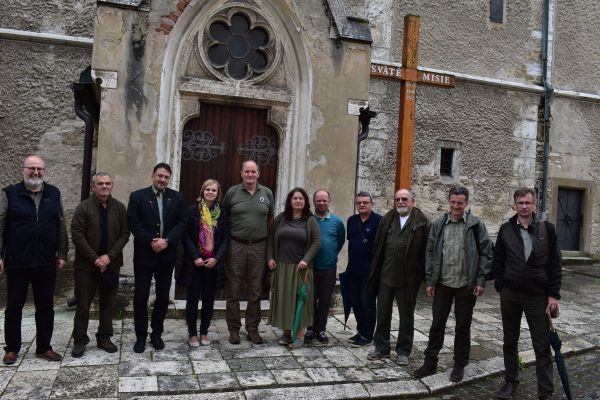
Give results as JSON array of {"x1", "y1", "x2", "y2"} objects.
[{"x1": 305, "y1": 189, "x2": 345, "y2": 344}]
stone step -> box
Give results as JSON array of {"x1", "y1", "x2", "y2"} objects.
[{"x1": 561, "y1": 256, "x2": 595, "y2": 265}]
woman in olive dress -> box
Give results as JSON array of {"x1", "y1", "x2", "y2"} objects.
[{"x1": 267, "y1": 187, "x2": 320, "y2": 349}]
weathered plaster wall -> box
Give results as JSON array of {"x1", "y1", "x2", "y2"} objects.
[
  {"x1": 299, "y1": 0, "x2": 371, "y2": 218},
  {"x1": 388, "y1": 0, "x2": 544, "y2": 83},
  {"x1": 0, "y1": 40, "x2": 91, "y2": 216},
  {"x1": 0, "y1": 0, "x2": 96, "y2": 37},
  {"x1": 362, "y1": 79, "x2": 539, "y2": 235},
  {"x1": 553, "y1": 1, "x2": 600, "y2": 92},
  {"x1": 549, "y1": 98, "x2": 600, "y2": 254}
]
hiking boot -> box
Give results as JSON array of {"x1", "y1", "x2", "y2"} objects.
[
  {"x1": 450, "y1": 363, "x2": 465, "y2": 382},
  {"x1": 413, "y1": 361, "x2": 437, "y2": 378},
  {"x1": 304, "y1": 328, "x2": 315, "y2": 342},
  {"x1": 247, "y1": 331, "x2": 264, "y2": 344},
  {"x1": 496, "y1": 381, "x2": 518, "y2": 399},
  {"x1": 71, "y1": 342, "x2": 86, "y2": 358},
  {"x1": 316, "y1": 331, "x2": 329, "y2": 344},
  {"x1": 367, "y1": 349, "x2": 390, "y2": 360},
  {"x1": 228, "y1": 330, "x2": 241, "y2": 345},
  {"x1": 97, "y1": 337, "x2": 118, "y2": 353}
]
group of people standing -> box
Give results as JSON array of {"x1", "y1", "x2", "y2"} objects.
[{"x1": 0, "y1": 155, "x2": 562, "y2": 400}]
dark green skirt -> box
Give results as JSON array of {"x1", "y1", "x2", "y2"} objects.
[{"x1": 268, "y1": 262, "x2": 313, "y2": 330}]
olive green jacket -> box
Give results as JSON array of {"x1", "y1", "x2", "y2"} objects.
[{"x1": 71, "y1": 195, "x2": 130, "y2": 270}]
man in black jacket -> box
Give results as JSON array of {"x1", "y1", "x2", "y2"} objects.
[
  {"x1": 494, "y1": 187, "x2": 562, "y2": 400},
  {"x1": 128, "y1": 163, "x2": 187, "y2": 353},
  {"x1": 0, "y1": 155, "x2": 68, "y2": 365}
]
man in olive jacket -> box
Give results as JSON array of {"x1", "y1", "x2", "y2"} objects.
[
  {"x1": 70, "y1": 172, "x2": 129, "y2": 357},
  {"x1": 414, "y1": 185, "x2": 493, "y2": 382},
  {"x1": 367, "y1": 189, "x2": 430, "y2": 365}
]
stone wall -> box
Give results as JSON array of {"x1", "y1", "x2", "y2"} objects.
[{"x1": 0, "y1": 0, "x2": 95, "y2": 216}]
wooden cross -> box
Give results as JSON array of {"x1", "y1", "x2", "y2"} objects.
[{"x1": 370, "y1": 15, "x2": 456, "y2": 190}]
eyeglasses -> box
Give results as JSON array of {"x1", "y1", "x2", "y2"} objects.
[
  {"x1": 356, "y1": 201, "x2": 371, "y2": 205},
  {"x1": 516, "y1": 201, "x2": 534, "y2": 206},
  {"x1": 24, "y1": 167, "x2": 45, "y2": 172},
  {"x1": 395, "y1": 197, "x2": 409, "y2": 202}
]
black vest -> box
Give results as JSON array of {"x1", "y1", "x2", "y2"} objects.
[{"x1": 2, "y1": 182, "x2": 61, "y2": 268}]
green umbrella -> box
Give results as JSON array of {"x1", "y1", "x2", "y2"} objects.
[{"x1": 291, "y1": 269, "x2": 310, "y2": 341}]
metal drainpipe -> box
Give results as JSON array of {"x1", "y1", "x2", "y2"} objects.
[
  {"x1": 354, "y1": 107, "x2": 377, "y2": 208},
  {"x1": 73, "y1": 83, "x2": 94, "y2": 202},
  {"x1": 540, "y1": 0, "x2": 553, "y2": 220}
]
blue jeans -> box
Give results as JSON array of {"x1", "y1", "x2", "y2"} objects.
[{"x1": 347, "y1": 272, "x2": 376, "y2": 340}]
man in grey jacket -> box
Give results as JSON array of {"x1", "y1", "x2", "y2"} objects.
[{"x1": 413, "y1": 185, "x2": 493, "y2": 382}]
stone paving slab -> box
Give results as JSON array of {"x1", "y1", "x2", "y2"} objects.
[{"x1": 0, "y1": 268, "x2": 598, "y2": 399}]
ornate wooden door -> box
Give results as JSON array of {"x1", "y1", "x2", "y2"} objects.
[
  {"x1": 179, "y1": 102, "x2": 278, "y2": 206},
  {"x1": 176, "y1": 102, "x2": 279, "y2": 300}
]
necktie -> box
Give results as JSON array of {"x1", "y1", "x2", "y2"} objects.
[{"x1": 157, "y1": 191, "x2": 164, "y2": 237}]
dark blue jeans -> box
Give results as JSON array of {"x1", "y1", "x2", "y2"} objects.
[
  {"x1": 4, "y1": 265, "x2": 56, "y2": 354},
  {"x1": 347, "y1": 272, "x2": 376, "y2": 340},
  {"x1": 186, "y1": 266, "x2": 217, "y2": 336},
  {"x1": 133, "y1": 261, "x2": 174, "y2": 340}
]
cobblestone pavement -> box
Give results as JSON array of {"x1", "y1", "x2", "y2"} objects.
[
  {"x1": 423, "y1": 349, "x2": 600, "y2": 400},
  {"x1": 0, "y1": 267, "x2": 598, "y2": 399}
]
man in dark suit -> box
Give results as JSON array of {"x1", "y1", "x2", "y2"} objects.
[{"x1": 128, "y1": 163, "x2": 187, "y2": 353}]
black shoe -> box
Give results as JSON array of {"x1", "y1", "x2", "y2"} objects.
[
  {"x1": 71, "y1": 342, "x2": 86, "y2": 358},
  {"x1": 348, "y1": 333, "x2": 360, "y2": 344},
  {"x1": 133, "y1": 339, "x2": 146, "y2": 353},
  {"x1": 367, "y1": 349, "x2": 390, "y2": 360},
  {"x1": 150, "y1": 336, "x2": 165, "y2": 350},
  {"x1": 496, "y1": 381, "x2": 518, "y2": 399},
  {"x1": 304, "y1": 328, "x2": 315, "y2": 342},
  {"x1": 450, "y1": 363, "x2": 465, "y2": 382},
  {"x1": 413, "y1": 361, "x2": 437, "y2": 378},
  {"x1": 316, "y1": 331, "x2": 329, "y2": 344},
  {"x1": 97, "y1": 337, "x2": 118, "y2": 353},
  {"x1": 350, "y1": 336, "x2": 372, "y2": 348}
]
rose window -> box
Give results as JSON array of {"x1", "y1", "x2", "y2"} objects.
[{"x1": 206, "y1": 12, "x2": 272, "y2": 80}]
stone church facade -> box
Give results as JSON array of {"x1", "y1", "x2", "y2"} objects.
[{"x1": 1, "y1": 0, "x2": 599, "y2": 259}]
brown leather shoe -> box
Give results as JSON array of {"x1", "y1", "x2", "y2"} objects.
[
  {"x1": 97, "y1": 337, "x2": 118, "y2": 353},
  {"x1": 228, "y1": 330, "x2": 240, "y2": 345},
  {"x1": 3, "y1": 351, "x2": 17, "y2": 365},
  {"x1": 35, "y1": 350, "x2": 63, "y2": 362},
  {"x1": 247, "y1": 331, "x2": 263, "y2": 344}
]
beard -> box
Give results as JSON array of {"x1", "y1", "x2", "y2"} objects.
[
  {"x1": 396, "y1": 206, "x2": 411, "y2": 216},
  {"x1": 24, "y1": 176, "x2": 44, "y2": 190}
]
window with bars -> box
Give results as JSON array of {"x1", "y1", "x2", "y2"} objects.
[{"x1": 490, "y1": 0, "x2": 504, "y2": 23}]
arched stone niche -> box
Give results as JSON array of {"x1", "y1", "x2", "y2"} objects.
[{"x1": 156, "y1": 0, "x2": 312, "y2": 208}]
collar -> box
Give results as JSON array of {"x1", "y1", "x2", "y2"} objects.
[
  {"x1": 151, "y1": 186, "x2": 164, "y2": 196},
  {"x1": 316, "y1": 211, "x2": 331, "y2": 220},
  {"x1": 242, "y1": 183, "x2": 261, "y2": 193},
  {"x1": 445, "y1": 212, "x2": 466, "y2": 224}
]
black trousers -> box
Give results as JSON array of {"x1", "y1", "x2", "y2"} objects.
[
  {"x1": 4, "y1": 265, "x2": 56, "y2": 354},
  {"x1": 311, "y1": 268, "x2": 337, "y2": 333},
  {"x1": 72, "y1": 267, "x2": 117, "y2": 344},
  {"x1": 423, "y1": 284, "x2": 476, "y2": 366},
  {"x1": 186, "y1": 266, "x2": 217, "y2": 336},
  {"x1": 347, "y1": 272, "x2": 376, "y2": 340},
  {"x1": 133, "y1": 261, "x2": 174, "y2": 339},
  {"x1": 501, "y1": 287, "x2": 553, "y2": 398},
  {"x1": 373, "y1": 281, "x2": 418, "y2": 355}
]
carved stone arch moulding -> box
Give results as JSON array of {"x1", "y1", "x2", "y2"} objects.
[{"x1": 197, "y1": 4, "x2": 282, "y2": 84}]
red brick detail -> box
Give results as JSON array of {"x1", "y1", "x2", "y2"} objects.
[{"x1": 156, "y1": 0, "x2": 191, "y2": 35}]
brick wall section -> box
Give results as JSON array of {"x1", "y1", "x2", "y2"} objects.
[{"x1": 155, "y1": 0, "x2": 191, "y2": 34}]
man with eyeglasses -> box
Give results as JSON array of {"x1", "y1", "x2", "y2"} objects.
[
  {"x1": 367, "y1": 189, "x2": 430, "y2": 365},
  {"x1": 345, "y1": 191, "x2": 382, "y2": 347},
  {"x1": 413, "y1": 185, "x2": 493, "y2": 382},
  {"x1": 0, "y1": 155, "x2": 69, "y2": 365},
  {"x1": 494, "y1": 187, "x2": 562, "y2": 400}
]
